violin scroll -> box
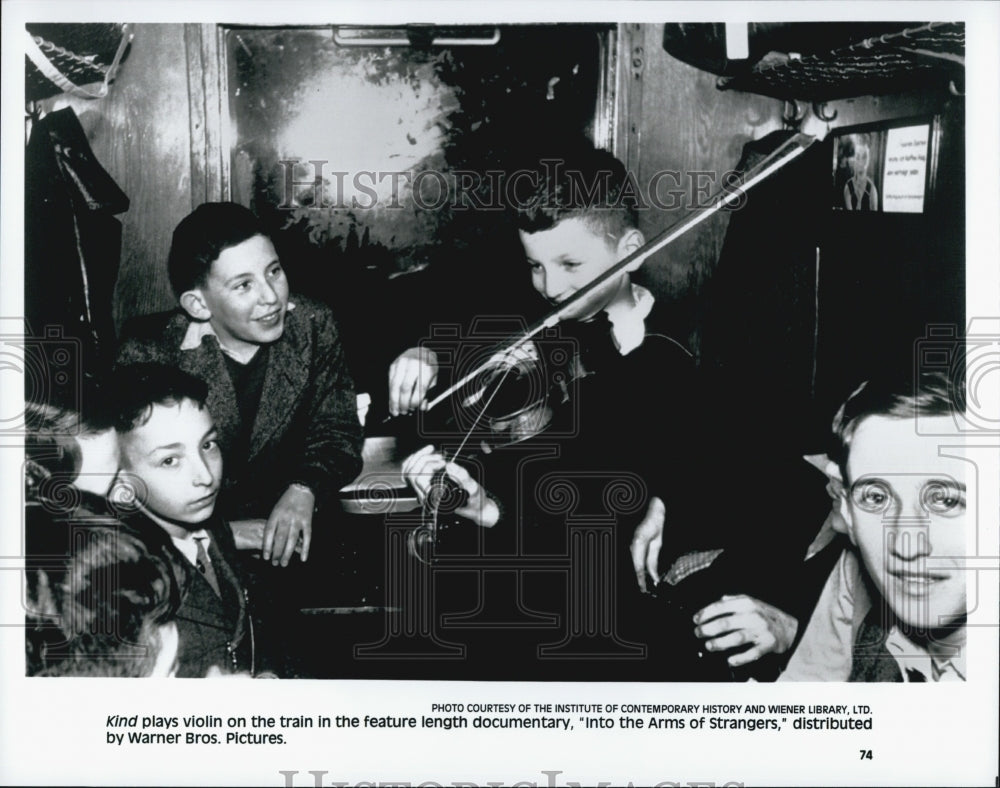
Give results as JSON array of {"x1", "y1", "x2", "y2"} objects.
[{"x1": 406, "y1": 468, "x2": 470, "y2": 564}]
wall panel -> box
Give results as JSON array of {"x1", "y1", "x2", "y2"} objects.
[{"x1": 630, "y1": 25, "x2": 783, "y2": 352}]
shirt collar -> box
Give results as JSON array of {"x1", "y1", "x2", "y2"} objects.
[
  {"x1": 885, "y1": 626, "x2": 966, "y2": 681},
  {"x1": 604, "y1": 284, "x2": 654, "y2": 356},
  {"x1": 169, "y1": 528, "x2": 210, "y2": 567},
  {"x1": 179, "y1": 301, "x2": 296, "y2": 363}
]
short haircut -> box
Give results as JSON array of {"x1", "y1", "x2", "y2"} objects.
[
  {"x1": 830, "y1": 370, "x2": 962, "y2": 482},
  {"x1": 111, "y1": 363, "x2": 209, "y2": 435},
  {"x1": 27, "y1": 525, "x2": 185, "y2": 677},
  {"x1": 512, "y1": 145, "x2": 638, "y2": 241},
  {"x1": 167, "y1": 202, "x2": 267, "y2": 297}
]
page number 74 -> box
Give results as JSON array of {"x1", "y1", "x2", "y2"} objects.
[{"x1": 859, "y1": 750, "x2": 873, "y2": 760}]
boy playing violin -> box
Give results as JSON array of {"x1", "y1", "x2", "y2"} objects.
[
  {"x1": 390, "y1": 144, "x2": 696, "y2": 673},
  {"x1": 394, "y1": 144, "x2": 694, "y2": 513}
]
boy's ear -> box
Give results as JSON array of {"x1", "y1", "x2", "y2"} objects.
[
  {"x1": 804, "y1": 453, "x2": 852, "y2": 537},
  {"x1": 179, "y1": 289, "x2": 211, "y2": 321},
  {"x1": 837, "y1": 487, "x2": 855, "y2": 542},
  {"x1": 616, "y1": 228, "x2": 646, "y2": 272}
]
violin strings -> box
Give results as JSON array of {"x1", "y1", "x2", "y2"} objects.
[
  {"x1": 424, "y1": 361, "x2": 520, "y2": 545},
  {"x1": 446, "y1": 360, "x2": 518, "y2": 465}
]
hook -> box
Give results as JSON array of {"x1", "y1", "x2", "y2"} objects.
[
  {"x1": 812, "y1": 102, "x2": 838, "y2": 122},
  {"x1": 26, "y1": 99, "x2": 43, "y2": 123},
  {"x1": 782, "y1": 99, "x2": 806, "y2": 127}
]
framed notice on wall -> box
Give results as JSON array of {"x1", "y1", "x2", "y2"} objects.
[{"x1": 831, "y1": 117, "x2": 941, "y2": 214}]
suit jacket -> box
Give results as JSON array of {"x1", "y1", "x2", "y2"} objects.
[
  {"x1": 848, "y1": 608, "x2": 904, "y2": 682},
  {"x1": 122, "y1": 510, "x2": 252, "y2": 678},
  {"x1": 116, "y1": 296, "x2": 363, "y2": 519}
]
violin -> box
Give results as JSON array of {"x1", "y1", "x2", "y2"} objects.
[{"x1": 387, "y1": 133, "x2": 817, "y2": 558}]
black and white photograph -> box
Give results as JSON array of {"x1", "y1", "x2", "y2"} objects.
[{"x1": 1, "y1": 2, "x2": 998, "y2": 786}]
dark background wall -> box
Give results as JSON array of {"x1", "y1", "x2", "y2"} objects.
[{"x1": 620, "y1": 23, "x2": 783, "y2": 353}]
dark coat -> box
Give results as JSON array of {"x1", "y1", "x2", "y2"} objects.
[
  {"x1": 122, "y1": 510, "x2": 253, "y2": 678},
  {"x1": 25, "y1": 106, "x2": 129, "y2": 378},
  {"x1": 848, "y1": 607, "x2": 905, "y2": 682},
  {"x1": 116, "y1": 296, "x2": 363, "y2": 519}
]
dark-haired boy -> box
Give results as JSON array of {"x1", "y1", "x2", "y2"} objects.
[
  {"x1": 780, "y1": 371, "x2": 968, "y2": 681},
  {"x1": 117, "y1": 202, "x2": 363, "y2": 567},
  {"x1": 112, "y1": 363, "x2": 252, "y2": 677}
]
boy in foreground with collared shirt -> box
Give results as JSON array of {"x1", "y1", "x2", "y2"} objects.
[
  {"x1": 780, "y1": 370, "x2": 968, "y2": 681},
  {"x1": 113, "y1": 363, "x2": 253, "y2": 677}
]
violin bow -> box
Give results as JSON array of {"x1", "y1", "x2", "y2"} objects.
[{"x1": 425, "y1": 132, "x2": 816, "y2": 412}]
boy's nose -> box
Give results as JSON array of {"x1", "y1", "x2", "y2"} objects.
[
  {"x1": 886, "y1": 517, "x2": 932, "y2": 560},
  {"x1": 541, "y1": 271, "x2": 568, "y2": 302},
  {"x1": 259, "y1": 281, "x2": 279, "y2": 305},
  {"x1": 191, "y1": 457, "x2": 216, "y2": 487}
]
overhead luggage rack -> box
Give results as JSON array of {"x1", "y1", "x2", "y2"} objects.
[
  {"x1": 25, "y1": 23, "x2": 132, "y2": 101},
  {"x1": 714, "y1": 22, "x2": 964, "y2": 102}
]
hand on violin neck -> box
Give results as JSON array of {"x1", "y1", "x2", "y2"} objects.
[
  {"x1": 401, "y1": 444, "x2": 499, "y2": 528},
  {"x1": 388, "y1": 346, "x2": 439, "y2": 416}
]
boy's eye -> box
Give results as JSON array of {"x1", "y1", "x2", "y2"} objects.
[
  {"x1": 203, "y1": 439, "x2": 219, "y2": 452},
  {"x1": 922, "y1": 482, "x2": 965, "y2": 516},
  {"x1": 267, "y1": 265, "x2": 284, "y2": 278},
  {"x1": 852, "y1": 480, "x2": 892, "y2": 513}
]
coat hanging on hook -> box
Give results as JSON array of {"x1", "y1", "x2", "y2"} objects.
[{"x1": 25, "y1": 107, "x2": 130, "y2": 385}]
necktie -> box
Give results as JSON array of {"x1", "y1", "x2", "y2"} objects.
[
  {"x1": 194, "y1": 536, "x2": 222, "y2": 597},
  {"x1": 905, "y1": 667, "x2": 927, "y2": 682}
]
